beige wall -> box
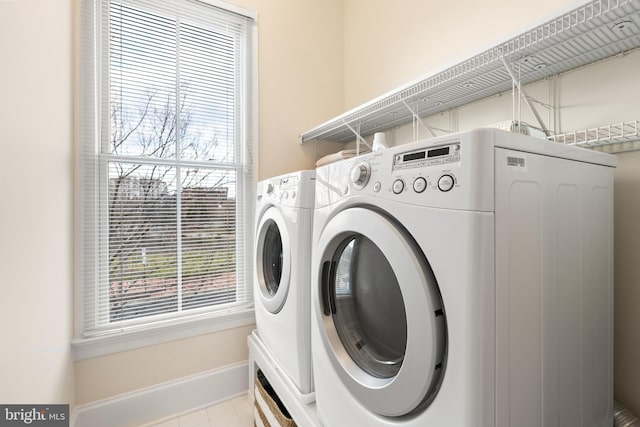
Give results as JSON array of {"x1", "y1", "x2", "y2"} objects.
[
  {"x1": 343, "y1": 0, "x2": 580, "y2": 109},
  {"x1": 75, "y1": 324, "x2": 255, "y2": 404},
  {"x1": 233, "y1": 0, "x2": 345, "y2": 180},
  {"x1": 341, "y1": 0, "x2": 640, "y2": 417},
  {"x1": 0, "y1": 0, "x2": 75, "y2": 405}
]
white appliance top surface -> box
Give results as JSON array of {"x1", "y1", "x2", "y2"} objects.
[
  {"x1": 401, "y1": 128, "x2": 617, "y2": 167},
  {"x1": 490, "y1": 129, "x2": 617, "y2": 167}
]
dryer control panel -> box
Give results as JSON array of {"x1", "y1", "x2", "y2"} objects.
[{"x1": 257, "y1": 170, "x2": 315, "y2": 209}]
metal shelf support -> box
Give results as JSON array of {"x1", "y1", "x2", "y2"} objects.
[
  {"x1": 401, "y1": 99, "x2": 438, "y2": 139},
  {"x1": 343, "y1": 120, "x2": 371, "y2": 154},
  {"x1": 501, "y1": 57, "x2": 550, "y2": 136}
]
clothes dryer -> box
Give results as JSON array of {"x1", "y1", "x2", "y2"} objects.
[
  {"x1": 311, "y1": 128, "x2": 615, "y2": 426},
  {"x1": 255, "y1": 170, "x2": 315, "y2": 396}
]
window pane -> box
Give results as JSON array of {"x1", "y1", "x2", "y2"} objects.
[
  {"x1": 108, "y1": 162, "x2": 178, "y2": 321},
  {"x1": 109, "y1": 2, "x2": 239, "y2": 163},
  {"x1": 179, "y1": 21, "x2": 237, "y2": 163},
  {"x1": 182, "y1": 168, "x2": 237, "y2": 310},
  {"x1": 109, "y1": 2, "x2": 178, "y2": 159}
]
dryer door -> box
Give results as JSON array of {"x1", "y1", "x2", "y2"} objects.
[
  {"x1": 315, "y1": 207, "x2": 447, "y2": 417},
  {"x1": 256, "y1": 206, "x2": 291, "y2": 313}
]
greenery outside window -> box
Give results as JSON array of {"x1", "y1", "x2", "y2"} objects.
[{"x1": 76, "y1": 0, "x2": 257, "y2": 356}]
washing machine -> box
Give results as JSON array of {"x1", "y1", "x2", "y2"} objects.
[
  {"x1": 311, "y1": 128, "x2": 615, "y2": 426},
  {"x1": 255, "y1": 170, "x2": 315, "y2": 397}
]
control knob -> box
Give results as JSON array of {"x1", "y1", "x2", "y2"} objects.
[
  {"x1": 266, "y1": 182, "x2": 274, "y2": 194},
  {"x1": 350, "y1": 162, "x2": 371, "y2": 189}
]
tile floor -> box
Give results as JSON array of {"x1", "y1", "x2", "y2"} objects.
[{"x1": 143, "y1": 394, "x2": 253, "y2": 427}]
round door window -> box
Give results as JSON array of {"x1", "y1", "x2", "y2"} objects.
[
  {"x1": 315, "y1": 207, "x2": 447, "y2": 417},
  {"x1": 261, "y1": 220, "x2": 283, "y2": 296},
  {"x1": 332, "y1": 235, "x2": 407, "y2": 379},
  {"x1": 256, "y1": 207, "x2": 291, "y2": 314}
]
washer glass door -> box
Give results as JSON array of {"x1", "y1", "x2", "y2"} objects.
[
  {"x1": 262, "y1": 221, "x2": 283, "y2": 295},
  {"x1": 316, "y1": 207, "x2": 447, "y2": 417},
  {"x1": 332, "y1": 235, "x2": 406, "y2": 379},
  {"x1": 256, "y1": 206, "x2": 291, "y2": 313}
]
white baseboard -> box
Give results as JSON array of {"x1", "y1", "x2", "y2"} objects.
[{"x1": 74, "y1": 361, "x2": 248, "y2": 427}]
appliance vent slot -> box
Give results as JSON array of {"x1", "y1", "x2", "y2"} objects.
[{"x1": 507, "y1": 156, "x2": 526, "y2": 167}]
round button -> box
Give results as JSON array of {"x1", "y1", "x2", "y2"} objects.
[
  {"x1": 392, "y1": 179, "x2": 405, "y2": 194},
  {"x1": 290, "y1": 190, "x2": 296, "y2": 199},
  {"x1": 438, "y1": 174, "x2": 455, "y2": 192},
  {"x1": 350, "y1": 162, "x2": 371, "y2": 189},
  {"x1": 373, "y1": 182, "x2": 381, "y2": 193},
  {"x1": 413, "y1": 177, "x2": 427, "y2": 193}
]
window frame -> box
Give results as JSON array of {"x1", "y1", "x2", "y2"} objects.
[{"x1": 73, "y1": 0, "x2": 258, "y2": 360}]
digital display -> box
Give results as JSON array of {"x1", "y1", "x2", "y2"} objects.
[
  {"x1": 427, "y1": 147, "x2": 450, "y2": 158},
  {"x1": 403, "y1": 151, "x2": 426, "y2": 162}
]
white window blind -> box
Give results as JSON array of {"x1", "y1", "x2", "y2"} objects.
[{"x1": 79, "y1": 0, "x2": 256, "y2": 338}]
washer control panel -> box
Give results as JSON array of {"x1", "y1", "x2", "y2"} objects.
[
  {"x1": 315, "y1": 130, "x2": 494, "y2": 212},
  {"x1": 340, "y1": 141, "x2": 461, "y2": 197},
  {"x1": 393, "y1": 142, "x2": 460, "y2": 170},
  {"x1": 387, "y1": 142, "x2": 460, "y2": 195}
]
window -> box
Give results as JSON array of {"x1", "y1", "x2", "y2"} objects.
[{"x1": 77, "y1": 0, "x2": 256, "y2": 347}]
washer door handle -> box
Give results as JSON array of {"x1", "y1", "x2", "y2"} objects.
[{"x1": 321, "y1": 261, "x2": 337, "y2": 316}]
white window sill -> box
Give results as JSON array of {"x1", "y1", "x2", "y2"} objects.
[{"x1": 71, "y1": 308, "x2": 255, "y2": 361}]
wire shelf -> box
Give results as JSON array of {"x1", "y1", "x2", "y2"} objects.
[
  {"x1": 301, "y1": 0, "x2": 640, "y2": 144},
  {"x1": 548, "y1": 120, "x2": 640, "y2": 152}
]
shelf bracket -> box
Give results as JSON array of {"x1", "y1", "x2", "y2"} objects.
[
  {"x1": 500, "y1": 57, "x2": 550, "y2": 136},
  {"x1": 343, "y1": 120, "x2": 371, "y2": 154},
  {"x1": 401, "y1": 100, "x2": 437, "y2": 138}
]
